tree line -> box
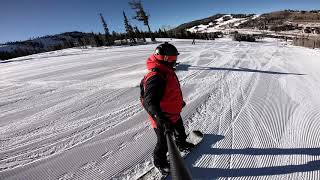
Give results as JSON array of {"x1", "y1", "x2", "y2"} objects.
[
  {"x1": 0, "y1": 0, "x2": 221, "y2": 60},
  {"x1": 0, "y1": 0, "x2": 152, "y2": 60}
]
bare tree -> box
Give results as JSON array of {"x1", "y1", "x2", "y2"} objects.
[{"x1": 129, "y1": 0, "x2": 155, "y2": 41}]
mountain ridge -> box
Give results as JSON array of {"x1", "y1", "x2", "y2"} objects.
[{"x1": 171, "y1": 10, "x2": 320, "y2": 34}]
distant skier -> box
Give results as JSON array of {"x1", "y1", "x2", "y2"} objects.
[
  {"x1": 192, "y1": 38, "x2": 196, "y2": 45},
  {"x1": 140, "y1": 42, "x2": 194, "y2": 173},
  {"x1": 192, "y1": 32, "x2": 196, "y2": 44}
]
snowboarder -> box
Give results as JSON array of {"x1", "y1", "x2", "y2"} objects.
[{"x1": 140, "y1": 42, "x2": 194, "y2": 174}]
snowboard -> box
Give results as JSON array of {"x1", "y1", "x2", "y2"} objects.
[{"x1": 137, "y1": 130, "x2": 204, "y2": 180}]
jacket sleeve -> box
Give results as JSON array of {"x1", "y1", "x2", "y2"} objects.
[{"x1": 143, "y1": 74, "x2": 168, "y2": 121}]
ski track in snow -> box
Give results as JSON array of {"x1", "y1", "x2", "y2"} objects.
[{"x1": 1, "y1": 39, "x2": 320, "y2": 179}]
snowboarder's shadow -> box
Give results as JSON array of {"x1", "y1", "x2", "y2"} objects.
[
  {"x1": 175, "y1": 63, "x2": 305, "y2": 76},
  {"x1": 182, "y1": 134, "x2": 320, "y2": 179}
]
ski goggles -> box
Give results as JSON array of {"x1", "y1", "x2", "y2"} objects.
[{"x1": 154, "y1": 54, "x2": 178, "y2": 62}]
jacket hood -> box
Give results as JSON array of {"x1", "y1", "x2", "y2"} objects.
[
  {"x1": 146, "y1": 55, "x2": 159, "y2": 70},
  {"x1": 146, "y1": 55, "x2": 172, "y2": 72}
]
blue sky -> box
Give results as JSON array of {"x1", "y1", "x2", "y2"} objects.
[{"x1": 1, "y1": 0, "x2": 320, "y2": 43}]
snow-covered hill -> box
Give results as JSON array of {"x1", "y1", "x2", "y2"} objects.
[
  {"x1": 1, "y1": 38, "x2": 320, "y2": 179},
  {"x1": 0, "y1": 32, "x2": 91, "y2": 60},
  {"x1": 176, "y1": 11, "x2": 320, "y2": 37},
  {"x1": 187, "y1": 14, "x2": 260, "y2": 33}
]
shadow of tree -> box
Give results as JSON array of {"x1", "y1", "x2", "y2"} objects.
[
  {"x1": 180, "y1": 134, "x2": 320, "y2": 179},
  {"x1": 0, "y1": 52, "x2": 92, "y2": 64},
  {"x1": 175, "y1": 64, "x2": 305, "y2": 75}
]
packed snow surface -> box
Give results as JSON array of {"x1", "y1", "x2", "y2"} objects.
[{"x1": 1, "y1": 38, "x2": 320, "y2": 180}]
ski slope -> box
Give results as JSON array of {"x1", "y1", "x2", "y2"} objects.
[
  {"x1": 1, "y1": 38, "x2": 320, "y2": 179},
  {"x1": 187, "y1": 14, "x2": 260, "y2": 33}
]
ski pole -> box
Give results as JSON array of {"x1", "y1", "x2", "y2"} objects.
[{"x1": 164, "y1": 124, "x2": 192, "y2": 180}]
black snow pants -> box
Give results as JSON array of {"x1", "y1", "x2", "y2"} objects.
[{"x1": 153, "y1": 117, "x2": 187, "y2": 168}]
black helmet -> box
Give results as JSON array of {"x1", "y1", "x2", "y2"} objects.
[{"x1": 154, "y1": 42, "x2": 179, "y2": 62}]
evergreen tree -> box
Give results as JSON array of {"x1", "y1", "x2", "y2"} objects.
[
  {"x1": 95, "y1": 33, "x2": 104, "y2": 47},
  {"x1": 112, "y1": 31, "x2": 118, "y2": 40},
  {"x1": 162, "y1": 29, "x2": 168, "y2": 38},
  {"x1": 123, "y1": 11, "x2": 137, "y2": 44},
  {"x1": 129, "y1": 0, "x2": 155, "y2": 41},
  {"x1": 134, "y1": 26, "x2": 140, "y2": 41},
  {"x1": 134, "y1": 26, "x2": 146, "y2": 42},
  {"x1": 81, "y1": 37, "x2": 89, "y2": 48},
  {"x1": 156, "y1": 28, "x2": 168, "y2": 38},
  {"x1": 157, "y1": 28, "x2": 162, "y2": 38},
  {"x1": 89, "y1": 32, "x2": 98, "y2": 47},
  {"x1": 99, "y1": 13, "x2": 114, "y2": 45}
]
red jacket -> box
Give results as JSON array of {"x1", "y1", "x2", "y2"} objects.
[{"x1": 141, "y1": 55, "x2": 184, "y2": 128}]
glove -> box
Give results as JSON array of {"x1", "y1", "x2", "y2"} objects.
[
  {"x1": 154, "y1": 114, "x2": 172, "y2": 133},
  {"x1": 153, "y1": 113, "x2": 165, "y2": 128},
  {"x1": 163, "y1": 121, "x2": 173, "y2": 135}
]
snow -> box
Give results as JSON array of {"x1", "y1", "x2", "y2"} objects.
[
  {"x1": 215, "y1": 16, "x2": 245, "y2": 28},
  {"x1": 252, "y1": 14, "x2": 261, "y2": 20},
  {"x1": 1, "y1": 38, "x2": 320, "y2": 179},
  {"x1": 187, "y1": 14, "x2": 320, "y2": 37},
  {"x1": 187, "y1": 15, "x2": 253, "y2": 33}
]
